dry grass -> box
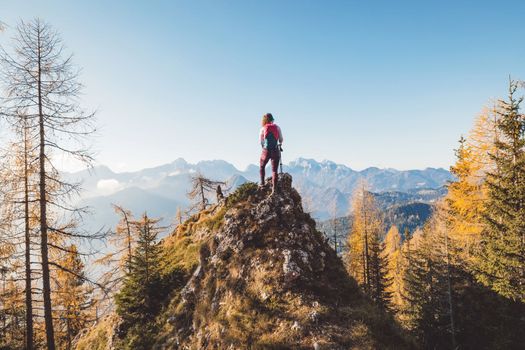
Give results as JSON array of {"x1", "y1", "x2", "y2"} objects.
[{"x1": 74, "y1": 315, "x2": 120, "y2": 350}]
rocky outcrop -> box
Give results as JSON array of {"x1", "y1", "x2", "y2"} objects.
[
  {"x1": 75, "y1": 174, "x2": 410, "y2": 349},
  {"x1": 157, "y1": 174, "x2": 410, "y2": 349}
]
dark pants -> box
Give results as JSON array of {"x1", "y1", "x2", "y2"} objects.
[{"x1": 260, "y1": 148, "x2": 280, "y2": 188}]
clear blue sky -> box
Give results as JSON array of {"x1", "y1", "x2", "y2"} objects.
[{"x1": 1, "y1": 0, "x2": 524, "y2": 171}]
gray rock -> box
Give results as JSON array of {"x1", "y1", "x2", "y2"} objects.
[{"x1": 283, "y1": 249, "x2": 302, "y2": 282}]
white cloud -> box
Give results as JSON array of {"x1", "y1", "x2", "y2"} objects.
[{"x1": 96, "y1": 179, "x2": 122, "y2": 195}]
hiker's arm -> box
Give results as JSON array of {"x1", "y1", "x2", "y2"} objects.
[
  {"x1": 277, "y1": 126, "x2": 283, "y2": 144},
  {"x1": 259, "y1": 127, "x2": 264, "y2": 147}
]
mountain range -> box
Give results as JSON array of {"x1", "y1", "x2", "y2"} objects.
[{"x1": 65, "y1": 158, "x2": 454, "y2": 231}]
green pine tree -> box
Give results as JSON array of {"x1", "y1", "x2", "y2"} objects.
[
  {"x1": 477, "y1": 80, "x2": 525, "y2": 303},
  {"x1": 401, "y1": 226, "x2": 454, "y2": 349},
  {"x1": 368, "y1": 233, "x2": 393, "y2": 311},
  {"x1": 115, "y1": 213, "x2": 165, "y2": 350}
]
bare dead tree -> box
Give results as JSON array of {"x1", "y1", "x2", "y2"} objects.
[
  {"x1": 187, "y1": 173, "x2": 226, "y2": 212},
  {"x1": 20, "y1": 115, "x2": 34, "y2": 350},
  {"x1": 0, "y1": 19, "x2": 97, "y2": 350}
]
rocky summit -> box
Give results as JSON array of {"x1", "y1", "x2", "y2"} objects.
[{"x1": 75, "y1": 174, "x2": 410, "y2": 349}]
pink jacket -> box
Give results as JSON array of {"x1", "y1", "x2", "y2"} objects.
[{"x1": 259, "y1": 123, "x2": 283, "y2": 148}]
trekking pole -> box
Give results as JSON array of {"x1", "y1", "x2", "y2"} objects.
[{"x1": 279, "y1": 144, "x2": 283, "y2": 174}]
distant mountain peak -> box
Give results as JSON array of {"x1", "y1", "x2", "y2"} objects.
[
  {"x1": 170, "y1": 157, "x2": 188, "y2": 166},
  {"x1": 67, "y1": 157, "x2": 454, "y2": 226}
]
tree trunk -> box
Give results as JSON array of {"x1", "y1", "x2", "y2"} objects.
[
  {"x1": 37, "y1": 27, "x2": 56, "y2": 350},
  {"x1": 145, "y1": 215, "x2": 149, "y2": 284},
  {"x1": 363, "y1": 200, "x2": 370, "y2": 292},
  {"x1": 126, "y1": 213, "x2": 132, "y2": 273},
  {"x1": 120, "y1": 208, "x2": 132, "y2": 274},
  {"x1": 200, "y1": 181, "x2": 206, "y2": 211},
  {"x1": 1, "y1": 270, "x2": 5, "y2": 339},
  {"x1": 444, "y1": 232, "x2": 457, "y2": 349},
  {"x1": 66, "y1": 314, "x2": 72, "y2": 350},
  {"x1": 23, "y1": 121, "x2": 34, "y2": 350}
]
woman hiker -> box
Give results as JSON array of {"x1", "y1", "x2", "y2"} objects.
[{"x1": 259, "y1": 113, "x2": 283, "y2": 195}]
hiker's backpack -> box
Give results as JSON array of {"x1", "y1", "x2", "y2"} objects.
[{"x1": 263, "y1": 123, "x2": 280, "y2": 150}]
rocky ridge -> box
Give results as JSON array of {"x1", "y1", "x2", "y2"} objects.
[{"x1": 75, "y1": 174, "x2": 411, "y2": 349}]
